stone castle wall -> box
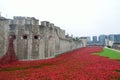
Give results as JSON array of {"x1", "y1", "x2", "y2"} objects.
[
  {"x1": 0, "y1": 16, "x2": 85, "y2": 60},
  {"x1": 0, "y1": 17, "x2": 11, "y2": 57}
]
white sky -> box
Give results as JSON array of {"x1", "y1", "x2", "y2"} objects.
[{"x1": 0, "y1": 0, "x2": 120, "y2": 37}]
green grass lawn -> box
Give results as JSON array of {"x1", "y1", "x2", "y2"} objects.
[{"x1": 94, "y1": 48, "x2": 120, "y2": 59}]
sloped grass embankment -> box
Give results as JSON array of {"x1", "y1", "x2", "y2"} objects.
[{"x1": 94, "y1": 48, "x2": 120, "y2": 60}]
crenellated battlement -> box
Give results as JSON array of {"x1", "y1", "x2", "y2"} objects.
[{"x1": 12, "y1": 16, "x2": 39, "y2": 25}]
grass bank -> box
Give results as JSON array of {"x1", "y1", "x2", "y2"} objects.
[{"x1": 93, "y1": 48, "x2": 120, "y2": 59}]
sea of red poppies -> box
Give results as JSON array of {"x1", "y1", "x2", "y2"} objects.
[{"x1": 0, "y1": 46, "x2": 120, "y2": 80}]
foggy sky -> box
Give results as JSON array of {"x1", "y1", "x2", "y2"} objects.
[{"x1": 0, "y1": 0, "x2": 120, "y2": 37}]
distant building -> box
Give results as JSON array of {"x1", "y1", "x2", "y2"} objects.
[
  {"x1": 86, "y1": 36, "x2": 91, "y2": 43},
  {"x1": 99, "y1": 35, "x2": 107, "y2": 45},
  {"x1": 105, "y1": 38, "x2": 114, "y2": 47},
  {"x1": 80, "y1": 37, "x2": 87, "y2": 47},
  {"x1": 105, "y1": 34, "x2": 120, "y2": 49},
  {"x1": 108, "y1": 34, "x2": 120, "y2": 43},
  {"x1": 108, "y1": 34, "x2": 114, "y2": 41},
  {"x1": 114, "y1": 34, "x2": 120, "y2": 43},
  {"x1": 92, "y1": 36, "x2": 97, "y2": 43}
]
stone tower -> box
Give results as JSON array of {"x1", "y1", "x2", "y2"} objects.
[
  {"x1": 0, "y1": 16, "x2": 11, "y2": 57},
  {"x1": 10, "y1": 16, "x2": 41, "y2": 60}
]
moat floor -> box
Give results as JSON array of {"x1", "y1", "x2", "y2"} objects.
[{"x1": 0, "y1": 46, "x2": 120, "y2": 80}]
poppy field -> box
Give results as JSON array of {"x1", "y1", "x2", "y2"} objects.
[{"x1": 0, "y1": 46, "x2": 120, "y2": 80}]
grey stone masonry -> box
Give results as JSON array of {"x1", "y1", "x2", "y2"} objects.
[
  {"x1": 0, "y1": 17, "x2": 11, "y2": 57},
  {"x1": 0, "y1": 16, "x2": 86, "y2": 60}
]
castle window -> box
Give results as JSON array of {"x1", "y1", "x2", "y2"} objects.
[
  {"x1": 12, "y1": 35, "x2": 16, "y2": 39},
  {"x1": 34, "y1": 35, "x2": 39, "y2": 39},
  {"x1": 23, "y1": 35, "x2": 27, "y2": 39}
]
